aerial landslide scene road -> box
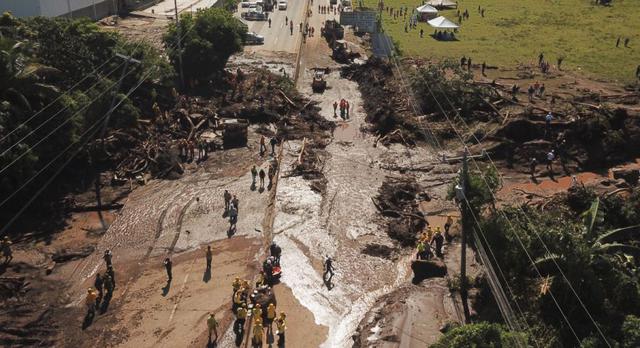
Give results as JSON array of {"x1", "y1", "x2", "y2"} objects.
[{"x1": 1, "y1": 0, "x2": 640, "y2": 347}]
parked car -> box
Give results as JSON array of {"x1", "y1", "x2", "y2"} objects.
[
  {"x1": 241, "y1": 10, "x2": 269, "y2": 21},
  {"x1": 241, "y1": 1, "x2": 256, "y2": 8},
  {"x1": 278, "y1": 0, "x2": 287, "y2": 10},
  {"x1": 245, "y1": 32, "x2": 265, "y2": 45}
]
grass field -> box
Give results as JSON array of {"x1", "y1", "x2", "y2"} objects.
[{"x1": 362, "y1": 0, "x2": 640, "y2": 83}]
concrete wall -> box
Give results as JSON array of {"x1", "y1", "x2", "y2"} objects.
[
  {"x1": 1, "y1": 0, "x2": 42, "y2": 17},
  {"x1": 2, "y1": 0, "x2": 116, "y2": 19}
]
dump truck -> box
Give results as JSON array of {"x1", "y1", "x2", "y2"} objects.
[{"x1": 221, "y1": 119, "x2": 249, "y2": 148}]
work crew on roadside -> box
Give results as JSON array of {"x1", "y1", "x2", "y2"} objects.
[
  {"x1": 103, "y1": 249, "x2": 113, "y2": 267},
  {"x1": 235, "y1": 302, "x2": 248, "y2": 335},
  {"x1": 224, "y1": 190, "x2": 232, "y2": 212},
  {"x1": 431, "y1": 227, "x2": 445, "y2": 258},
  {"x1": 85, "y1": 287, "x2": 98, "y2": 317},
  {"x1": 94, "y1": 273, "x2": 104, "y2": 304},
  {"x1": 444, "y1": 215, "x2": 454, "y2": 241},
  {"x1": 253, "y1": 303, "x2": 263, "y2": 325},
  {"x1": 205, "y1": 245, "x2": 212, "y2": 271},
  {"x1": 323, "y1": 256, "x2": 335, "y2": 281}
]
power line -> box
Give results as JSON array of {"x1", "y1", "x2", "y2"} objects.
[
  {"x1": 412, "y1": 61, "x2": 602, "y2": 345},
  {"x1": 427, "y1": 69, "x2": 612, "y2": 346},
  {"x1": 377, "y1": 29, "x2": 534, "y2": 343}
]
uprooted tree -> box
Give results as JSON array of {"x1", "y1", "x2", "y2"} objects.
[{"x1": 163, "y1": 7, "x2": 246, "y2": 87}]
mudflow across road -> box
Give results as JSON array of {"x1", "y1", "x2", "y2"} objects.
[{"x1": 59, "y1": 2, "x2": 462, "y2": 347}]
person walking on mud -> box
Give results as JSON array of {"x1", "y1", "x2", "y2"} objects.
[
  {"x1": 207, "y1": 313, "x2": 219, "y2": 343},
  {"x1": 106, "y1": 265, "x2": 116, "y2": 289},
  {"x1": 103, "y1": 249, "x2": 113, "y2": 268},
  {"x1": 333, "y1": 101, "x2": 338, "y2": 117},
  {"x1": 103, "y1": 273, "x2": 114, "y2": 297},
  {"x1": 530, "y1": 157, "x2": 538, "y2": 177},
  {"x1": 85, "y1": 287, "x2": 98, "y2": 318},
  {"x1": 431, "y1": 227, "x2": 444, "y2": 258},
  {"x1": 224, "y1": 190, "x2": 232, "y2": 212},
  {"x1": 251, "y1": 165, "x2": 258, "y2": 186},
  {"x1": 345, "y1": 100, "x2": 350, "y2": 119},
  {"x1": 270, "y1": 137, "x2": 278, "y2": 155},
  {"x1": 444, "y1": 215, "x2": 454, "y2": 242},
  {"x1": 205, "y1": 245, "x2": 213, "y2": 271},
  {"x1": 164, "y1": 257, "x2": 173, "y2": 282},
  {"x1": 259, "y1": 135, "x2": 266, "y2": 156},
  {"x1": 546, "y1": 150, "x2": 555, "y2": 175},
  {"x1": 1, "y1": 236, "x2": 13, "y2": 265},
  {"x1": 259, "y1": 168, "x2": 266, "y2": 189},
  {"x1": 232, "y1": 195, "x2": 239, "y2": 213},
  {"x1": 323, "y1": 256, "x2": 335, "y2": 282},
  {"x1": 276, "y1": 312, "x2": 286, "y2": 346},
  {"x1": 229, "y1": 204, "x2": 238, "y2": 231},
  {"x1": 94, "y1": 273, "x2": 104, "y2": 305}
]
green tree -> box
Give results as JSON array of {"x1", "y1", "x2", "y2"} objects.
[
  {"x1": 163, "y1": 8, "x2": 246, "y2": 86},
  {"x1": 622, "y1": 315, "x2": 640, "y2": 348},
  {"x1": 431, "y1": 322, "x2": 523, "y2": 348}
]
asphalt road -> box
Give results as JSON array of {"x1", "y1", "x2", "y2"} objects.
[{"x1": 237, "y1": 1, "x2": 307, "y2": 54}]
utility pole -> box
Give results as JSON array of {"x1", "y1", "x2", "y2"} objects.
[
  {"x1": 94, "y1": 53, "x2": 140, "y2": 232},
  {"x1": 174, "y1": 0, "x2": 185, "y2": 89},
  {"x1": 456, "y1": 149, "x2": 472, "y2": 324}
]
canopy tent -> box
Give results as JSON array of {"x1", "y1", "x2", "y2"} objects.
[
  {"x1": 416, "y1": 4, "x2": 438, "y2": 21},
  {"x1": 425, "y1": 0, "x2": 457, "y2": 9},
  {"x1": 427, "y1": 16, "x2": 459, "y2": 29}
]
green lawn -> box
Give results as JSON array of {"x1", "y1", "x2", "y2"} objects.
[{"x1": 362, "y1": 0, "x2": 640, "y2": 83}]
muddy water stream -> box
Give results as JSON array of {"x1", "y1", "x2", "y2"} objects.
[{"x1": 273, "y1": 73, "x2": 440, "y2": 347}]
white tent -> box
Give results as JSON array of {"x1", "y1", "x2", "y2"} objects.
[
  {"x1": 416, "y1": 4, "x2": 438, "y2": 21},
  {"x1": 425, "y1": 0, "x2": 457, "y2": 8},
  {"x1": 416, "y1": 4, "x2": 438, "y2": 13},
  {"x1": 427, "y1": 16, "x2": 459, "y2": 29}
]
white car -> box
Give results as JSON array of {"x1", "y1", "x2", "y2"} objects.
[
  {"x1": 241, "y1": 1, "x2": 256, "y2": 8},
  {"x1": 278, "y1": 0, "x2": 287, "y2": 10}
]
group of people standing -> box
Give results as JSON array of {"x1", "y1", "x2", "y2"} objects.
[
  {"x1": 178, "y1": 138, "x2": 211, "y2": 163},
  {"x1": 85, "y1": 250, "x2": 116, "y2": 318},
  {"x1": 416, "y1": 216, "x2": 453, "y2": 260}
]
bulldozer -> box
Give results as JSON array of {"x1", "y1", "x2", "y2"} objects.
[
  {"x1": 331, "y1": 40, "x2": 361, "y2": 63},
  {"x1": 311, "y1": 67, "x2": 330, "y2": 93},
  {"x1": 321, "y1": 20, "x2": 344, "y2": 42}
]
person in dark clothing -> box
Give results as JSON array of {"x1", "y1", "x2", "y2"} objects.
[
  {"x1": 206, "y1": 246, "x2": 212, "y2": 271},
  {"x1": 460, "y1": 56, "x2": 467, "y2": 68},
  {"x1": 224, "y1": 190, "x2": 231, "y2": 212},
  {"x1": 164, "y1": 257, "x2": 173, "y2": 282},
  {"x1": 481, "y1": 62, "x2": 486, "y2": 76},
  {"x1": 103, "y1": 274, "x2": 114, "y2": 297},
  {"x1": 530, "y1": 157, "x2": 538, "y2": 177},
  {"x1": 624, "y1": 37, "x2": 630, "y2": 47},
  {"x1": 616, "y1": 37, "x2": 621, "y2": 47},
  {"x1": 431, "y1": 229, "x2": 444, "y2": 258},
  {"x1": 259, "y1": 168, "x2": 266, "y2": 188},
  {"x1": 323, "y1": 257, "x2": 335, "y2": 281},
  {"x1": 103, "y1": 249, "x2": 112, "y2": 267},
  {"x1": 107, "y1": 265, "x2": 115, "y2": 289},
  {"x1": 270, "y1": 243, "x2": 282, "y2": 262},
  {"x1": 94, "y1": 273, "x2": 104, "y2": 305},
  {"x1": 636, "y1": 65, "x2": 640, "y2": 80},
  {"x1": 538, "y1": 52, "x2": 544, "y2": 66},
  {"x1": 270, "y1": 137, "x2": 277, "y2": 155},
  {"x1": 467, "y1": 57, "x2": 472, "y2": 70}
]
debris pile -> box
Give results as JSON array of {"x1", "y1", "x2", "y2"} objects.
[
  {"x1": 342, "y1": 58, "x2": 425, "y2": 146},
  {"x1": 372, "y1": 177, "x2": 427, "y2": 246}
]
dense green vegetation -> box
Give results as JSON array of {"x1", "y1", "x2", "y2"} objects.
[
  {"x1": 164, "y1": 7, "x2": 246, "y2": 87},
  {"x1": 0, "y1": 7, "x2": 244, "y2": 227},
  {"x1": 432, "y1": 322, "x2": 523, "y2": 348},
  {"x1": 363, "y1": 0, "x2": 640, "y2": 83},
  {"x1": 440, "y1": 177, "x2": 640, "y2": 347}
]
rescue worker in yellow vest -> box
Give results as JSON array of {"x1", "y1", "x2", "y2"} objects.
[
  {"x1": 252, "y1": 319, "x2": 264, "y2": 346},
  {"x1": 232, "y1": 277, "x2": 242, "y2": 294},
  {"x1": 416, "y1": 241, "x2": 427, "y2": 260},
  {"x1": 207, "y1": 313, "x2": 218, "y2": 343},
  {"x1": 256, "y1": 271, "x2": 266, "y2": 287},
  {"x1": 266, "y1": 302, "x2": 277, "y2": 335},
  {"x1": 253, "y1": 303, "x2": 263, "y2": 325},
  {"x1": 275, "y1": 312, "x2": 286, "y2": 347},
  {"x1": 235, "y1": 303, "x2": 248, "y2": 336},
  {"x1": 233, "y1": 287, "x2": 244, "y2": 311},
  {"x1": 85, "y1": 287, "x2": 98, "y2": 317}
]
